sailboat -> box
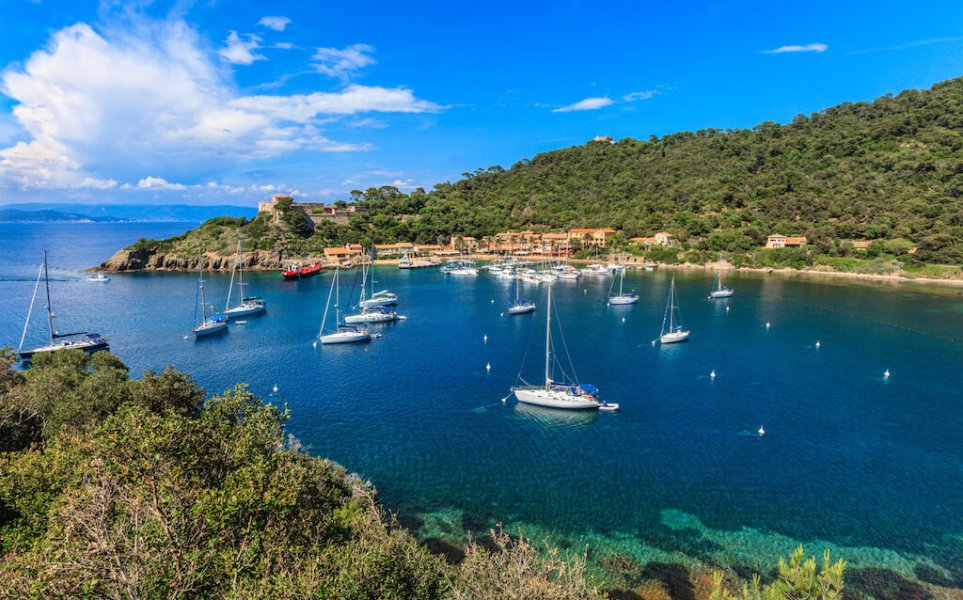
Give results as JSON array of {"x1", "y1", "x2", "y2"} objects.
[
  {"x1": 512, "y1": 283, "x2": 616, "y2": 410},
  {"x1": 607, "y1": 255, "x2": 638, "y2": 305},
  {"x1": 659, "y1": 276, "x2": 690, "y2": 344},
  {"x1": 356, "y1": 256, "x2": 398, "y2": 307},
  {"x1": 507, "y1": 271, "x2": 536, "y2": 315},
  {"x1": 708, "y1": 269, "x2": 734, "y2": 299},
  {"x1": 18, "y1": 251, "x2": 110, "y2": 360},
  {"x1": 224, "y1": 240, "x2": 266, "y2": 319},
  {"x1": 319, "y1": 268, "x2": 371, "y2": 344},
  {"x1": 192, "y1": 257, "x2": 228, "y2": 337},
  {"x1": 86, "y1": 272, "x2": 110, "y2": 283},
  {"x1": 345, "y1": 253, "x2": 398, "y2": 324}
]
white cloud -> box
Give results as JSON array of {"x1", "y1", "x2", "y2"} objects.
[
  {"x1": 347, "y1": 117, "x2": 388, "y2": 129},
  {"x1": 219, "y1": 30, "x2": 264, "y2": 65},
  {"x1": 763, "y1": 42, "x2": 828, "y2": 54},
  {"x1": 0, "y1": 20, "x2": 441, "y2": 192},
  {"x1": 313, "y1": 43, "x2": 376, "y2": 79},
  {"x1": 273, "y1": 42, "x2": 294, "y2": 50},
  {"x1": 552, "y1": 97, "x2": 615, "y2": 113},
  {"x1": 137, "y1": 176, "x2": 187, "y2": 190},
  {"x1": 622, "y1": 89, "x2": 659, "y2": 102},
  {"x1": 258, "y1": 16, "x2": 291, "y2": 32}
]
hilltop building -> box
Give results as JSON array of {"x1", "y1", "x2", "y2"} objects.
[{"x1": 258, "y1": 195, "x2": 368, "y2": 229}]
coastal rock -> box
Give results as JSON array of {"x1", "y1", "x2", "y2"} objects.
[{"x1": 98, "y1": 246, "x2": 322, "y2": 272}]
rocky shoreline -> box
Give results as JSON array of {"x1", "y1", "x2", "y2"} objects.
[
  {"x1": 98, "y1": 247, "x2": 306, "y2": 272},
  {"x1": 97, "y1": 247, "x2": 963, "y2": 290}
]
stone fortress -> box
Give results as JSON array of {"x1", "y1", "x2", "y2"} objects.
[{"x1": 257, "y1": 195, "x2": 368, "y2": 229}]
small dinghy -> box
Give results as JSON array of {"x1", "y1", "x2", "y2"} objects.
[{"x1": 598, "y1": 403, "x2": 620, "y2": 412}]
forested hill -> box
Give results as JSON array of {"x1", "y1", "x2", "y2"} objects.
[
  {"x1": 362, "y1": 76, "x2": 963, "y2": 264},
  {"x1": 115, "y1": 77, "x2": 963, "y2": 270}
]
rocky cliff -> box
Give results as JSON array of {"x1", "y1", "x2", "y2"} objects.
[{"x1": 98, "y1": 247, "x2": 324, "y2": 272}]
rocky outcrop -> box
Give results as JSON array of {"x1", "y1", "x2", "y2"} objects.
[{"x1": 98, "y1": 247, "x2": 324, "y2": 272}]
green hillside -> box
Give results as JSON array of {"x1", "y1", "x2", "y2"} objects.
[{"x1": 121, "y1": 77, "x2": 963, "y2": 271}]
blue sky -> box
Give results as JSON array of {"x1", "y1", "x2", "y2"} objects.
[{"x1": 1, "y1": 0, "x2": 961, "y2": 206}]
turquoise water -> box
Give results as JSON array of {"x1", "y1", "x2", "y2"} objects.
[{"x1": 1, "y1": 223, "x2": 961, "y2": 589}]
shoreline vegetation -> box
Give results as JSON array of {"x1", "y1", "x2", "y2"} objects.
[{"x1": 0, "y1": 349, "x2": 870, "y2": 599}]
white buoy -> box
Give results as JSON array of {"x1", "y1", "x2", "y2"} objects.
[
  {"x1": 725, "y1": 305, "x2": 730, "y2": 313},
  {"x1": 486, "y1": 362, "x2": 491, "y2": 372},
  {"x1": 766, "y1": 321, "x2": 771, "y2": 329},
  {"x1": 483, "y1": 334, "x2": 488, "y2": 343},
  {"x1": 710, "y1": 369, "x2": 716, "y2": 379},
  {"x1": 815, "y1": 340, "x2": 821, "y2": 349},
  {"x1": 621, "y1": 316, "x2": 626, "y2": 323},
  {"x1": 272, "y1": 384, "x2": 278, "y2": 394},
  {"x1": 312, "y1": 340, "x2": 318, "y2": 348},
  {"x1": 491, "y1": 299, "x2": 495, "y2": 304},
  {"x1": 884, "y1": 369, "x2": 891, "y2": 378},
  {"x1": 758, "y1": 425, "x2": 765, "y2": 437},
  {"x1": 651, "y1": 340, "x2": 656, "y2": 346}
]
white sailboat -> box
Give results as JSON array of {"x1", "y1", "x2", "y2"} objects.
[
  {"x1": 344, "y1": 255, "x2": 398, "y2": 324},
  {"x1": 659, "y1": 276, "x2": 690, "y2": 344},
  {"x1": 708, "y1": 269, "x2": 734, "y2": 299},
  {"x1": 512, "y1": 283, "x2": 616, "y2": 410},
  {"x1": 86, "y1": 272, "x2": 110, "y2": 283},
  {"x1": 507, "y1": 271, "x2": 536, "y2": 315},
  {"x1": 18, "y1": 251, "x2": 110, "y2": 360},
  {"x1": 319, "y1": 268, "x2": 371, "y2": 344},
  {"x1": 607, "y1": 255, "x2": 638, "y2": 305},
  {"x1": 224, "y1": 240, "x2": 266, "y2": 319},
  {"x1": 192, "y1": 257, "x2": 228, "y2": 337}
]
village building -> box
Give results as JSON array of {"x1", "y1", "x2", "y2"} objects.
[
  {"x1": 654, "y1": 231, "x2": 675, "y2": 247},
  {"x1": 373, "y1": 242, "x2": 415, "y2": 257},
  {"x1": 766, "y1": 234, "x2": 808, "y2": 249},
  {"x1": 569, "y1": 228, "x2": 617, "y2": 247},
  {"x1": 323, "y1": 243, "x2": 364, "y2": 264}
]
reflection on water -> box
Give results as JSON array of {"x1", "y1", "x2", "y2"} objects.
[{"x1": 512, "y1": 401, "x2": 599, "y2": 427}]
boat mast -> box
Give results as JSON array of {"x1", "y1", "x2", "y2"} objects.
[
  {"x1": 319, "y1": 268, "x2": 336, "y2": 337},
  {"x1": 334, "y1": 268, "x2": 341, "y2": 325},
  {"x1": 19, "y1": 259, "x2": 45, "y2": 352},
  {"x1": 544, "y1": 283, "x2": 552, "y2": 390},
  {"x1": 198, "y1": 257, "x2": 208, "y2": 324},
  {"x1": 618, "y1": 256, "x2": 625, "y2": 296},
  {"x1": 236, "y1": 239, "x2": 245, "y2": 298},
  {"x1": 226, "y1": 241, "x2": 239, "y2": 310},
  {"x1": 43, "y1": 250, "x2": 54, "y2": 343},
  {"x1": 668, "y1": 277, "x2": 676, "y2": 331}
]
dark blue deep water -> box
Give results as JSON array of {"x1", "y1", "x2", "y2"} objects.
[{"x1": 1, "y1": 222, "x2": 961, "y2": 584}]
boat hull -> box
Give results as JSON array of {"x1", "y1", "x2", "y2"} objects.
[
  {"x1": 281, "y1": 263, "x2": 323, "y2": 280},
  {"x1": 513, "y1": 387, "x2": 600, "y2": 410},
  {"x1": 194, "y1": 321, "x2": 228, "y2": 337},
  {"x1": 608, "y1": 295, "x2": 639, "y2": 305},
  {"x1": 343, "y1": 312, "x2": 397, "y2": 324},
  {"x1": 360, "y1": 297, "x2": 398, "y2": 308},
  {"x1": 320, "y1": 331, "x2": 371, "y2": 344},
  {"x1": 225, "y1": 304, "x2": 265, "y2": 318},
  {"x1": 508, "y1": 303, "x2": 535, "y2": 315},
  {"x1": 710, "y1": 289, "x2": 734, "y2": 298},
  {"x1": 19, "y1": 338, "x2": 109, "y2": 360},
  {"x1": 660, "y1": 330, "x2": 690, "y2": 344}
]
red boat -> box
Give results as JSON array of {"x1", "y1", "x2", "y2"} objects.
[{"x1": 282, "y1": 262, "x2": 323, "y2": 280}]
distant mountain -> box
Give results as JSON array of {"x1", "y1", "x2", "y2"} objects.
[
  {"x1": 0, "y1": 203, "x2": 258, "y2": 222},
  {"x1": 0, "y1": 208, "x2": 122, "y2": 222}
]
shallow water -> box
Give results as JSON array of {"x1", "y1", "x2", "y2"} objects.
[{"x1": 1, "y1": 222, "x2": 961, "y2": 587}]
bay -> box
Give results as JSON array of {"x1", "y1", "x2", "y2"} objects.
[{"x1": 1, "y1": 222, "x2": 961, "y2": 586}]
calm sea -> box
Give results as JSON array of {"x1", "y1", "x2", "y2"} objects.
[{"x1": 1, "y1": 222, "x2": 961, "y2": 586}]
